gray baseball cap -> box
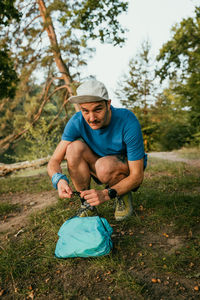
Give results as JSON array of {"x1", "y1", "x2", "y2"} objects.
[{"x1": 68, "y1": 80, "x2": 109, "y2": 104}]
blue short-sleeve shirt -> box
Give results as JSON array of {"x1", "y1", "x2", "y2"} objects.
[{"x1": 62, "y1": 106, "x2": 147, "y2": 166}]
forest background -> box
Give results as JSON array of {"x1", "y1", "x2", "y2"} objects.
[{"x1": 0, "y1": 0, "x2": 200, "y2": 164}]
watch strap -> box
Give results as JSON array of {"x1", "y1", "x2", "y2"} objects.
[{"x1": 107, "y1": 188, "x2": 117, "y2": 199}]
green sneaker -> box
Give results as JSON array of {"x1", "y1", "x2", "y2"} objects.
[
  {"x1": 114, "y1": 192, "x2": 133, "y2": 221},
  {"x1": 77, "y1": 202, "x2": 98, "y2": 217}
]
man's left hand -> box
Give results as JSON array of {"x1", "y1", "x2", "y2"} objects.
[{"x1": 80, "y1": 189, "x2": 110, "y2": 206}]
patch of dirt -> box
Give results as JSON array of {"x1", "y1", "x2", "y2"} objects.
[
  {"x1": 0, "y1": 190, "x2": 58, "y2": 235},
  {"x1": 149, "y1": 152, "x2": 200, "y2": 168}
]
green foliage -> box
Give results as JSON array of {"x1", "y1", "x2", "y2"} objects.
[
  {"x1": 13, "y1": 117, "x2": 63, "y2": 161},
  {"x1": 115, "y1": 40, "x2": 158, "y2": 151},
  {"x1": 0, "y1": 0, "x2": 20, "y2": 25},
  {"x1": 0, "y1": 0, "x2": 21, "y2": 99},
  {"x1": 116, "y1": 40, "x2": 156, "y2": 108},
  {"x1": 148, "y1": 87, "x2": 195, "y2": 150},
  {"x1": 116, "y1": 33, "x2": 198, "y2": 151},
  {"x1": 159, "y1": 122, "x2": 193, "y2": 151},
  {"x1": 156, "y1": 6, "x2": 200, "y2": 129},
  {"x1": 0, "y1": 47, "x2": 19, "y2": 99}
]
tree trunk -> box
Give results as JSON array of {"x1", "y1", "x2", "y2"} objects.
[
  {"x1": 37, "y1": 0, "x2": 79, "y2": 112},
  {"x1": 0, "y1": 156, "x2": 50, "y2": 176}
]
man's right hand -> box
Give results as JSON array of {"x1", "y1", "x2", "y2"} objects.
[{"x1": 57, "y1": 179, "x2": 73, "y2": 199}]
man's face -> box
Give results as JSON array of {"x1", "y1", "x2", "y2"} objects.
[{"x1": 80, "y1": 100, "x2": 111, "y2": 130}]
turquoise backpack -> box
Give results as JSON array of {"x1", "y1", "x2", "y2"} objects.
[{"x1": 55, "y1": 216, "x2": 113, "y2": 258}]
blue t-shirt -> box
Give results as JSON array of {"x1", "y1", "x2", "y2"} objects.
[{"x1": 62, "y1": 106, "x2": 146, "y2": 164}]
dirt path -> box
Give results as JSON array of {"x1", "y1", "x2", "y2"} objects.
[
  {"x1": 0, "y1": 190, "x2": 58, "y2": 235},
  {"x1": 148, "y1": 152, "x2": 200, "y2": 168}
]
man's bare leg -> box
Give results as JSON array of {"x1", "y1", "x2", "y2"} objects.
[
  {"x1": 65, "y1": 140, "x2": 100, "y2": 191},
  {"x1": 95, "y1": 155, "x2": 129, "y2": 187}
]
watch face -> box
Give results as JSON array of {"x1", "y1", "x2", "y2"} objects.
[{"x1": 108, "y1": 188, "x2": 117, "y2": 199}]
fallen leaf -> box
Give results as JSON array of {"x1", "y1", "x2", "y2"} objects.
[
  {"x1": 188, "y1": 230, "x2": 193, "y2": 238},
  {"x1": 157, "y1": 279, "x2": 161, "y2": 283},
  {"x1": 163, "y1": 264, "x2": 167, "y2": 269},
  {"x1": 163, "y1": 233, "x2": 169, "y2": 238},
  {"x1": 139, "y1": 205, "x2": 144, "y2": 211},
  {"x1": 0, "y1": 289, "x2": 5, "y2": 296},
  {"x1": 189, "y1": 262, "x2": 194, "y2": 267},
  {"x1": 27, "y1": 290, "x2": 34, "y2": 299},
  {"x1": 104, "y1": 271, "x2": 111, "y2": 276}
]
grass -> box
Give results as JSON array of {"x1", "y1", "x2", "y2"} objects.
[
  {"x1": 0, "y1": 174, "x2": 53, "y2": 194},
  {"x1": 0, "y1": 202, "x2": 20, "y2": 217},
  {"x1": 174, "y1": 147, "x2": 200, "y2": 160},
  {"x1": 0, "y1": 158, "x2": 200, "y2": 299}
]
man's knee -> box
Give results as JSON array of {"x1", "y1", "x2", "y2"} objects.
[
  {"x1": 95, "y1": 157, "x2": 116, "y2": 183},
  {"x1": 65, "y1": 140, "x2": 86, "y2": 161}
]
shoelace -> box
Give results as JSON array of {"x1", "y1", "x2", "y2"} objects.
[
  {"x1": 77, "y1": 204, "x2": 96, "y2": 217},
  {"x1": 72, "y1": 191, "x2": 97, "y2": 216},
  {"x1": 117, "y1": 198, "x2": 125, "y2": 211}
]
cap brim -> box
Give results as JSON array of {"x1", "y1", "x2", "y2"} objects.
[{"x1": 68, "y1": 95, "x2": 108, "y2": 104}]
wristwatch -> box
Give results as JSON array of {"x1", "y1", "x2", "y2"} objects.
[{"x1": 107, "y1": 188, "x2": 117, "y2": 199}]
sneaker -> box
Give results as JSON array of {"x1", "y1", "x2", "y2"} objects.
[
  {"x1": 77, "y1": 201, "x2": 98, "y2": 217},
  {"x1": 114, "y1": 192, "x2": 133, "y2": 221}
]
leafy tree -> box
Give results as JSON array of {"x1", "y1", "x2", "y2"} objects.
[
  {"x1": 149, "y1": 86, "x2": 194, "y2": 150},
  {"x1": 0, "y1": 0, "x2": 20, "y2": 25},
  {"x1": 0, "y1": 0, "x2": 128, "y2": 158},
  {"x1": 115, "y1": 40, "x2": 158, "y2": 151},
  {"x1": 156, "y1": 5, "x2": 200, "y2": 132},
  {"x1": 0, "y1": 0, "x2": 21, "y2": 100},
  {"x1": 116, "y1": 40, "x2": 155, "y2": 109}
]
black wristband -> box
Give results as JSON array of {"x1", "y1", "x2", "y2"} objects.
[{"x1": 107, "y1": 188, "x2": 117, "y2": 199}]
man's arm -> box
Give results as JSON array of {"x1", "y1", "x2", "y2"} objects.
[
  {"x1": 110, "y1": 159, "x2": 144, "y2": 196},
  {"x1": 81, "y1": 158, "x2": 144, "y2": 206},
  {"x1": 47, "y1": 140, "x2": 73, "y2": 198}
]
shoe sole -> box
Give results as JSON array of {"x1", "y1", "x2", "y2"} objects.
[{"x1": 115, "y1": 210, "x2": 133, "y2": 221}]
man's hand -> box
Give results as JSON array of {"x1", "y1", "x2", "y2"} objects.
[
  {"x1": 80, "y1": 189, "x2": 110, "y2": 206},
  {"x1": 57, "y1": 179, "x2": 73, "y2": 199}
]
